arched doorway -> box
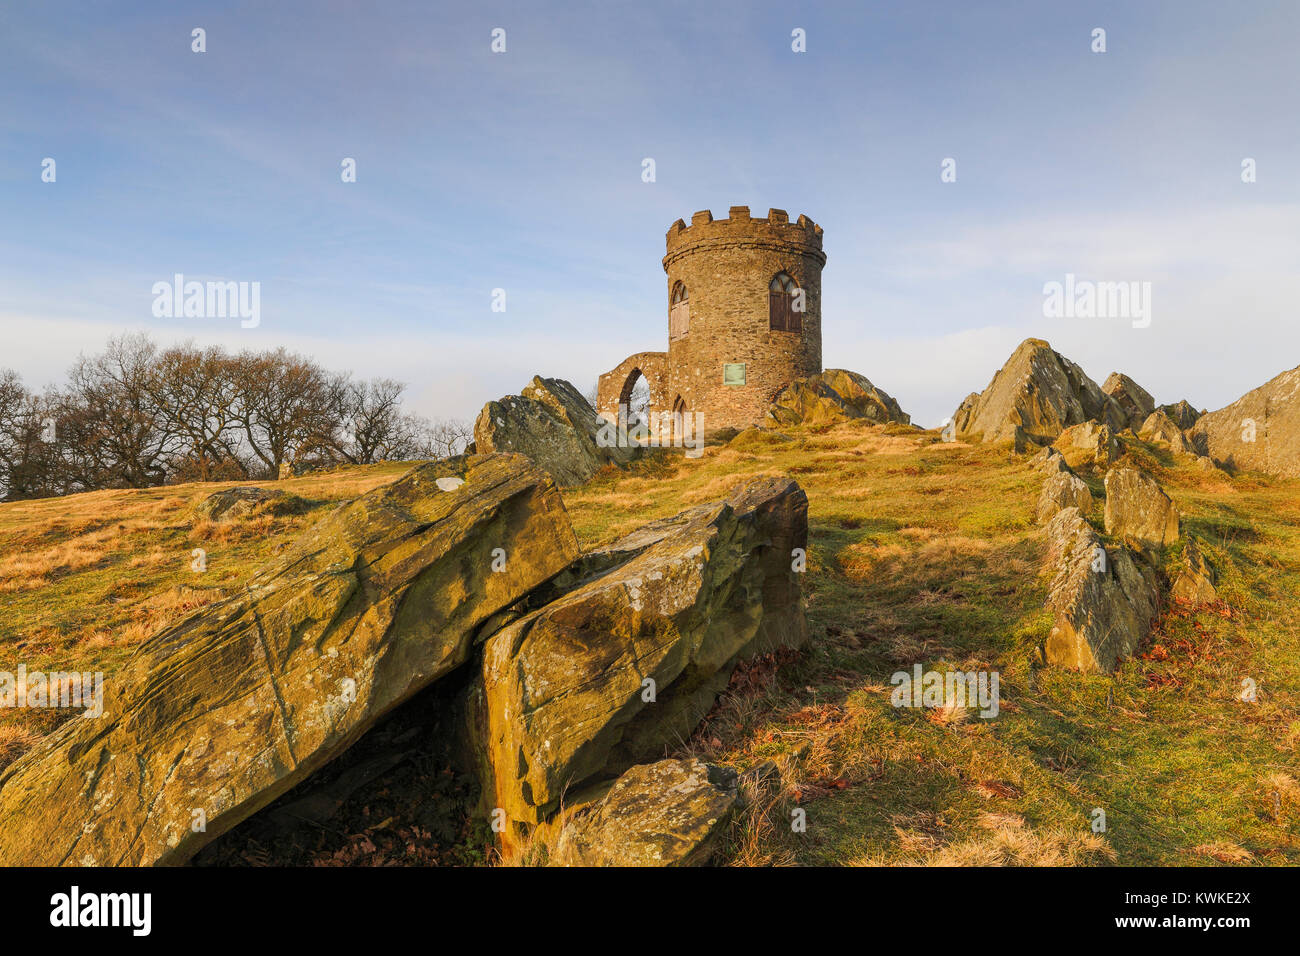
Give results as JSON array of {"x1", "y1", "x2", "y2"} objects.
[{"x1": 670, "y1": 394, "x2": 688, "y2": 445}]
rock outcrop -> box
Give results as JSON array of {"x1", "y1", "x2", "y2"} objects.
[
  {"x1": 1138, "y1": 409, "x2": 1195, "y2": 455},
  {"x1": 1052, "y1": 420, "x2": 1120, "y2": 468},
  {"x1": 549, "y1": 758, "x2": 739, "y2": 866},
  {"x1": 474, "y1": 376, "x2": 637, "y2": 487},
  {"x1": 1158, "y1": 400, "x2": 1202, "y2": 431},
  {"x1": 1102, "y1": 372, "x2": 1156, "y2": 431},
  {"x1": 475, "y1": 477, "x2": 808, "y2": 848},
  {"x1": 951, "y1": 339, "x2": 1127, "y2": 445},
  {"x1": 0, "y1": 456, "x2": 579, "y2": 866},
  {"x1": 1171, "y1": 537, "x2": 1218, "y2": 605},
  {"x1": 1031, "y1": 445, "x2": 1071, "y2": 475},
  {"x1": 767, "y1": 369, "x2": 910, "y2": 427},
  {"x1": 1190, "y1": 365, "x2": 1300, "y2": 478},
  {"x1": 1036, "y1": 468, "x2": 1092, "y2": 524},
  {"x1": 1103, "y1": 466, "x2": 1180, "y2": 550},
  {"x1": 195, "y1": 486, "x2": 289, "y2": 521},
  {"x1": 1043, "y1": 507, "x2": 1160, "y2": 673}
]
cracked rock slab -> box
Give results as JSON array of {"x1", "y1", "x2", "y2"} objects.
[
  {"x1": 1103, "y1": 466, "x2": 1180, "y2": 550},
  {"x1": 0, "y1": 455, "x2": 578, "y2": 866},
  {"x1": 1043, "y1": 507, "x2": 1159, "y2": 673},
  {"x1": 474, "y1": 477, "x2": 808, "y2": 849}
]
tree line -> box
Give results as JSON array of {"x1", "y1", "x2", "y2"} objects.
[{"x1": 0, "y1": 334, "x2": 471, "y2": 501}]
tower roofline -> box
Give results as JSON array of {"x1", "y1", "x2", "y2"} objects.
[{"x1": 662, "y1": 206, "x2": 825, "y2": 272}]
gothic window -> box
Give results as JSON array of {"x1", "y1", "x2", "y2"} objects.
[
  {"x1": 669, "y1": 281, "x2": 689, "y2": 341},
  {"x1": 768, "y1": 272, "x2": 802, "y2": 332}
]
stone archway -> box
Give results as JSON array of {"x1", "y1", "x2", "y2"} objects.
[
  {"x1": 621, "y1": 370, "x2": 652, "y2": 429},
  {"x1": 597, "y1": 351, "x2": 670, "y2": 426}
]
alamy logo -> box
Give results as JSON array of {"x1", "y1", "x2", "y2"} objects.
[
  {"x1": 1042, "y1": 273, "x2": 1151, "y2": 328},
  {"x1": 151, "y1": 273, "x2": 261, "y2": 328},
  {"x1": 0, "y1": 665, "x2": 103, "y2": 717},
  {"x1": 890, "y1": 665, "x2": 1000, "y2": 718},
  {"x1": 50, "y1": 886, "x2": 151, "y2": 936},
  {"x1": 596, "y1": 403, "x2": 705, "y2": 458}
]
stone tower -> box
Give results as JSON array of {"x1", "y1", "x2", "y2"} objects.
[{"x1": 598, "y1": 206, "x2": 825, "y2": 437}]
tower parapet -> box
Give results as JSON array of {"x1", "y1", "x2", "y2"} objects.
[{"x1": 663, "y1": 206, "x2": 825, "y2": 270}]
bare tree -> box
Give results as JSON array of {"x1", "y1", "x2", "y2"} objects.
[
  {"x1": 146, "y1": 343, "x2": 246, "y2": 483},
  {"x1": 1, "y1": 335, "x2": 469, "y2": 495},
  {"x1": 230, "y1": 347, "x2": 332, "y2": 477},
  {"x1": 323, "y1": 375, "x2": 408, "y2": 465},
  {"x1": 62, "y1": 334, "x2": 175, "y2": 488},
  {"x1": 421, "y1": 417, "x2": 474, "y2": 459},
  {"x1": 0, "y1": 374, "x2": 64, "y2": 500}
]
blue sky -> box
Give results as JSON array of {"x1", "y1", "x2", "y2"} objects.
[{"x1": 2, "y1": 0, "x2": 1298, "y2": 426}]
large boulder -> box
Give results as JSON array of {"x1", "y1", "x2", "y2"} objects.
[
  {"x1": 1036, "y1": 468, "x2": 1092, "y2": 524},
  {"x1": 1052, "y1": 420, "x2": 1121, "y2": 468},
  {"x1": 474, "y1": 376, "x2": 637, "y2": 487},
  {"x1": 548, "y1": 758, "x2": 739, "y2": 867},
  {"x1": 1138, "y1": 409, "x2": 1195, "y2": 455},
  {"x1": 1102, "y1": 372, "x2": 1156, "y2": 431},
  {"x1": 0, "y1": 455, "x2": 580, "y2": 866},
  {"x1": 767, "y1": 369, "x2": 909, "y2": 427},
  {"x1": 195, "y1": 486, "x2": 288, "y2": 521},
  {"x1": 1103, "y1": 466, "x2": 1180, "y2": 550},
  {"x1": 950, "y1": 339, "x2": 1127, "y2": 445},
  {"x1": 475, "y1": 477, "x2": 808, "y2": 849},
  {"x1": 1044, "y1": 507, "x2": 1160, "y2": 673},
  {"x1": 1190, "y1": 365, "x2": 1300, "y2": 477}
]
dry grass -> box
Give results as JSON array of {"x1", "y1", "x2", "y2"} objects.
[
  {"x1": 5, "y1": 417, "x2": 1300, "y2": 867},
  {"x1": 561, "y1": 420, "x2": 1300, "y2": 866}
]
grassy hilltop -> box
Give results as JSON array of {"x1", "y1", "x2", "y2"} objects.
[{"x1": 2, "y1": 421, "x2": 1298, "y2": 866}]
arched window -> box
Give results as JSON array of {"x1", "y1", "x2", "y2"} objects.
[
  {"x1": 669, "y1": 281, "x2": 690, "y2": 341},
  {"x1": 768, "y1": 272, "x2": 802, "y2": 332}
]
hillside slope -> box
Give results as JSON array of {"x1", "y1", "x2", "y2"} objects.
[{"x1": 2, "y1": 426, "x2": 1298, "y2": 866}]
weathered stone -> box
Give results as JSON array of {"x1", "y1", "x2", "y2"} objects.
[
  {"x1": 1190, "y1": 365, "x2": 1300, "y2": 478},
  {"x1": 767, "y1": 368, "x2": 909, "y2": 427},
  {"x1": 951, "y1": 338, "x2": 1127, "y2": 444},
  {"x1": 1103, "y1": 466, "x2": 1180, "y2": 550},
  {"x1": 549, "y1": 759, "x2": 739, "y2": 867},
  {"x1": 1053, "y1": 420, "x2": 1120, "y2": 468},
  {"x1": 1102, "y1": 372, "x2": 1156, "y2": 430},
  {"x1": 1030, "y1": 445, "x2": 1071, "y2": 475},
  {"x1": 1171, "y1": 537, "x2": 1218, "y2": 605},
  {"x1": 1036, "y1": 469, "x2": 1092, "y2": 524},
  {"x1": 1158, "y1": 400, "x2": 1202, "y2": 431},
  {"x1": 195, "y1": 486, "x2": 288, "y2": 521},
  {"x1": 0, "y1": 455, "x2": 579, "y2": 866},
  {"x1": 476, "y1": 477, "x2": 808, "y2": 847},
  {"x1": 1139, "y1": 409, "x2": 1195, "y2": 455},
  {"x1": 1044, "y1": 507, "x2": 1159, "y2": 673},
  {"x1": 474, "y1": 376, "x2": 637, "y2": 487}
]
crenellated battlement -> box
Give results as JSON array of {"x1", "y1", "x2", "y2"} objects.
[{"x1": 663, "y1": 205, "x2": 825, "y2": 270}]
